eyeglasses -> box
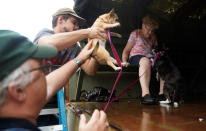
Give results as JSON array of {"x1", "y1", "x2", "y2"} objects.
[
  {"x1": 28, "y1": 63, "x2": 61, "y2": 74},
  {"x1": 143, "y1": 24, "x2": 154, "y2": 33}
]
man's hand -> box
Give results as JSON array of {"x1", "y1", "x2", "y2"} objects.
[
  {"x1": 88, "y1": 27, "x2": 107, "y2": 40},
  {"x1": 79, "y1": 109, "x2": 108, "y2": 131},
  {"x1": 76, "y1": 41, "x2": 94, "y2": 64}
]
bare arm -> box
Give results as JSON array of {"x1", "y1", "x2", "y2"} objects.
[
  {"x1": 37, "y1": 27, "x2": 107, "y2": 51},
  {"x1": 45, "y1": 41, "x2": 94, "y2": 102},
  {"x1": 122, "y1": 42, "x2": 134, "y2": 63}
]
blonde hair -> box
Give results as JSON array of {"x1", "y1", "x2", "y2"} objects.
[{"x1": 142, "y1": 15, "x2": 159, "y2": 30}]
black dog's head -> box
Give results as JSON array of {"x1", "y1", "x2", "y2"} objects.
[
  {"x1": 154, "y1": 52, "x2": 173, "y2": 80},
  {"x1": 153, "y1": 45, "x2": 170, "y2": 80}
]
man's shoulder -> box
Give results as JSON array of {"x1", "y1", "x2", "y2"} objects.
[
  {"x1": 33, "y1": 28, "x2": 54, "y2": 43},
  {"x1": 39, "y1": 28, "x2": 54, "y2": 34}
]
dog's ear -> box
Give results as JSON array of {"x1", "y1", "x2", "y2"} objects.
[{"x1": 109, "y1": 8, "x2": 115, "y2": 16}]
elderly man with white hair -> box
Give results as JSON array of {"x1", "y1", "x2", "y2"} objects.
[{"x1": 0, "y1": 30, "x2": 108, "y2": 131}]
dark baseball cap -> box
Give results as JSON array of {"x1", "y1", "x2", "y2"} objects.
[
  {"x1": 0, "y1": 30, "x2": 58, "y2": 80},
  {"x1": 52, "y1": 8, "x2": 86, "y2": 23}
]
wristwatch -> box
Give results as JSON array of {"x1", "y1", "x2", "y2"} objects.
[{"x1": 74, "y1": 58, "x2": 82, "y2": 67}]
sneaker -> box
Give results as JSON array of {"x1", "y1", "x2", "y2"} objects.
[
  {"x1": 156, "y1": 94, "x2": 166, "y2": 101},
  {"x1": 141, "y1": 94, "x2": 156, "y2": 105}
]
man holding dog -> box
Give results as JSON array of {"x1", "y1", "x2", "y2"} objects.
[
  {"x1": 34, "y1": 7, "x2": 107, "y2": 75},
  {"x1": 0, "y1": 30, "x2": 108, "y2": 131}
]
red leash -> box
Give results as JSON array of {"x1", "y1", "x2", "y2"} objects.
[{"x1": 104, "y1": 29, "x2": 122, "y2": 111}]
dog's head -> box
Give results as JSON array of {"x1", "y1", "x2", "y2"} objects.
[
  {"x1": 153, "y1": 43, "x2": 170, "y2": 69},
  {"x1": 99, "y1": 9, "x2": 119, "y2": 24},
  {"x1": 153, "y1": 50, "x2": 169, "y2": 73}
]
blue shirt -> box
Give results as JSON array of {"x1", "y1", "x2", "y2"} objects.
[{"x1": 0, "y1": 118, "x2": 40, "y2": 131}]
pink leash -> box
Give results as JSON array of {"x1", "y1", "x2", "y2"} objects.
[
  {"x1": 104, "y1": 29, "x2": 122, "y2": 111},
  {"x1": 104, "y1": 29, "x2": 162, "y2": 111},
  {"x1": 110, "y1": 52, "x2": 160, "y2": 103}
]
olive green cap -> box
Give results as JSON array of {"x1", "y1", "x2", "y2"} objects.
[{"x1": 0, "y1": 30, "x2": 58, "y2": 80}]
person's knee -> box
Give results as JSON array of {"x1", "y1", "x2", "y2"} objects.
[{"x1": 139, "y1": 57, "x2": 150, "y2": 66}]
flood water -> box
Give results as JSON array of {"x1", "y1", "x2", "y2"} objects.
[{"x1": 67, "y1": 99, "x2": 206, "y2": 131}]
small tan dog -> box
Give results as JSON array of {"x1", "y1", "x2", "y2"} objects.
[{"x1": 89, "y1": 9, "x2": 121, "y2": 71}]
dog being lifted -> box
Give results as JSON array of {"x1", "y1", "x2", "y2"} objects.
[
  {"x1": 153, "y1": 46, "x2": 184, "y2": 105},
  {"x1": 89, "y1": 9, "x2": 121, "y2": 71}
]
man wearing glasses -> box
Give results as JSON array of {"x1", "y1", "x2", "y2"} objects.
[
  {"x1": 0, "y1": 30, "x2": 108, "y2": 131},
  {"x1": 34, "y1": 8, "x2": 107, "y2": 75}
]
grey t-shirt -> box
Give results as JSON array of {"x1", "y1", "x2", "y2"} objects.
[{"x1": 33, "y1": 28, "x2": 81, "y2": 65}]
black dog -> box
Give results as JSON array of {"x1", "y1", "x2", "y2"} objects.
[{"x1": 153, "y1": 48, "x2": 184, "y2": 104}]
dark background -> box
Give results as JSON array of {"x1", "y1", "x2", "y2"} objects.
[{"x1": 73, "y1": 0, "x2": 206, "y2": 101}]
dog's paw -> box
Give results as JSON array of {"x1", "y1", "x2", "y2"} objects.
[
  {"x1": 114, "y1": 22, "x2": 120, "y2": 27},
  {"x1": 115, "y1": 67, "x2": 122, "y2": 71},
  {"x1": 159, "y1": 99, "x2": 171, "y2": 104},
  {"x1": 173, "y1": 102, "x2": 179, "y2": 108}
]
